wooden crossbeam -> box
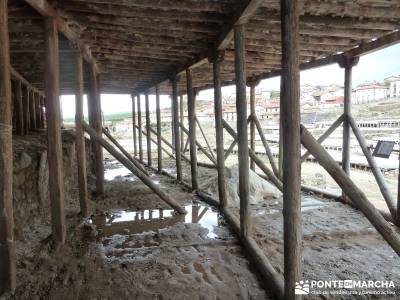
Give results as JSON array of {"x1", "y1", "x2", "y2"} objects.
[{"x1": 24, "y1": 0, "x2": 100, "y2": 73}]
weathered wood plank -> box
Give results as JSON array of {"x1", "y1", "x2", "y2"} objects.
[
  {"x1": 74, "y1": 51, "x2": 89, "y2": 217},
  {"x1": 280, "y1": 0, "x2": 302, "y2": 297},
  {"x1": 0, "y1": 0, "x2": 16, "y2": 293},
  {"x1": 155, "y1": 86, "x2": 163, "y2": 172},
  {"x1": 187, "y1": 69, "x2": 198, "y2": 189},
  {"x1": 145, "y1": 92, "x2": 152, "y2": 167},
  {"x1": 171, "y1": 76, "x2": 182, "y2": 181},
  {"x1": 131, "y1": 94, "x2": 137, "y2": 157},
  {"x1": 45, "y1": 17, "x2": 66, "y2": 244}
]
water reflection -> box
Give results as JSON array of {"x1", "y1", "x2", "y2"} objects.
[{"x1": 92, "y1": 204, "x2": 220, "y2": 239}]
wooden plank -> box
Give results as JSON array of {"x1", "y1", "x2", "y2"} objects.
[
  {"x1": 234, "y1": 24, "x2": 250, "y2": 238},
  {"x1": 131, "y1": 94, "x2": 137, "y2": 157},
  {"x1": 187, "y1": 69, "x2": 198, "y2": 189},
  {"x1": 0, "y1": 0, "x2": 16, "y2": 293},
  {"x1": 155, "y1": 85, "x2": 163, "y2": 173},
  {"x1": 24, "y1": 0, "x2": 100, "y2": 73},
  {"x1": 301, "y1": 125, "x2": 400, "y2": 256},
  {"x1": 249, "y1": 84, "x2": 256, "y2": 171},
  {"x1": 102, "y1": 128, "x2": 148, "y2": 176},
  {"x1": 171, "y1": 76, "x2": 182, "y2": 181},
  {"x1": 74, "y1": 51, "x2": 89, "y2": 217},
  {"x1": 212, "y1": 53, "x2": 227, "y2": 208},
  {"x1": 14, "y1": 80, "x2": 24, "y2": 135},
  {"x1": 45, "y1": 17, "x2": 66, "y2": 244},
  {"x1": 29, "y1": 90, "x2": 36, "y2": 131},
  {"x1": 83, "y1": 122, "x2": 186, "y2": 214},
  {"x1": 280, "y1": 0, "x2": 302, "y2": 297},
  {"x1": 88, "y1": 62, "x2": 104, "y2": 196},
  {"x1": 23, "y1": 85, "x2": 30, "y2": 134},
  {"x1": 137, "y1": 95, "x2": 143, "y2": 162},
  {"x1": 252, "y1": 115, "x2": 279, "y2": 177},
  {"x1": 145, "y1": 92, "x2": 152, "y2": 167},
  {"x1": 349, "y1": 116, "x2": 397, "y2": 219},
  {"x1": 301, "y1": 114, "x2": 344, "y2": 163},
  {"x1": 179, "y1": 95, "x2": 184, "y2": 153}
]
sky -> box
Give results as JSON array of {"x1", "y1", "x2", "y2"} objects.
[{"x1": 61, "y1": 43, "x2": 400, "y2": 119}]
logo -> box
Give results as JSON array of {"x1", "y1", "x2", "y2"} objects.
[{"x1": 295, "y1": 280, "x2": 310, "y2": 295}]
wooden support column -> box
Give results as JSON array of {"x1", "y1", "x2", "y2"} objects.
[
  {"x1": 29, "y1": 90, "x2": 36, "y2": 131},
  {"x1": 35, "y1": 92, "x2": 41, "y2": 129},
  {"x1": 75, "y1": 52, "x2": 89, "y2": 217},
  {"x1": 234, "y1": 24, "x2": 250, "y2": 238},
  {"x1": 137, "y1": 95, "x2": 143, "y2": 162},
  {"x1": 145, "y1": 92, "x2": 152, "y2": 166},
  {"x1": 339, "y1": 56, "x2": 359, "y2": 177},
  {"x1": 131, "y1": 94, "x2": 137, "y2": 157},
  {"x1": 171, "y1": 76, "x2": 182, "y2": 181},
  {"x1": 212, "y1": 52, "x2": 227, "y2": 208},
  {"x1": 14, "y1": 80, "x2": 24, "y2": 135},
  {"x1": 0, "y1": 0, "x2": 16, "y2": 293},
  {"x1": 44, "y1": 17, "x2": 66, "y2": 244},
  {"x1": 88, "y1": 62, "x2": 104, "y2": 196},
  {"x1": 39, "y1": 96, "x2": 45, "y2": 128},
  {"x1": 187, "y1": 69, "x2": 198, "y2": 189},
  {"x1": 23, "y1": 86, "x2": 30, "y2": 134},
  {"x1": 280, "y1": 0, "x2": 302, "y2": 297},
  {"x1": 249, "y1": 82, "x2": 257, "y2": 171},
  {"x1": 180, "y1": 95, "x2": 184, "y2": 153},
  {"x1": 397, "y1": 150, "x2": 400, "y2": 226},
  {"x1": 156, "y1": 85, "x2": 162, "y2": 172}
]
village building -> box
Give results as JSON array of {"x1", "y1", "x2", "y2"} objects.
[
  {"x1": 353, "y1": 82, "x2": 388, "y2": 104},
  {"x1": 386, "y1": 75, "x2": 400, "y2": 99}
]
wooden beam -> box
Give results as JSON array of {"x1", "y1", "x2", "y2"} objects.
[
  {"x1": 14, "y1": 80, "x2": 24, "y2": 135},
  {"x1": 0, "y1": 0, "x2": 16, "y2": 293},
  {"x1": 155, "y1": 86, "x2": 162, "y2": 172},
  {"x1": 398, "y1": 150, "x2": 400, "y2": 227},
  {"x1": 186, "y1": 69, "x2": 198, "y2": 190},
  {"x1": 349, "y1": 115, "x2": 397, "y2": 219},
  {"x1": 23, "y1": 85, "x2": 30, "y2": 134},
  {"x1": 82, "y1": 122, "x2": 186, "y2": 215},
  {"x1": 179, "y1": 95, "x2": 184, "y2": 153},
  {"x1": 234, "y1": 24, "x2": 251, "y2": 238},
  {"x1": 145, "y1": 92, "x2": 152, "y2": 167},
  {"x1": 29, "y1": 89, "x2": 36, "y2": 131},
  {"x1": 24, "y1": 0, "x2": 100, "y2": 73},
  {"x1": 300, "y1": 125, "x2": 400, "y2": 256},
  {"x1": 171, "y1": 76, "x2": 182, "y2": 181},
  {"x1": 75, "y1": 51, "x2": 89, "y2": 217},
  {"x1": 34, "y1": 92, "x2": 41, "y2": 129},
  {"x1": 280, "y1": 0, "x2": 302, "y2": 297},
  {"x1": 137, "y1": 95, "x2": 143, "y2": 162},
  {"x1": 213, "y1": 53, "x2": 227, "y2": 209},
  {"x1": 44, "y1": 17, "x2": 66, "y2": 244},
  {"x1": 131, "y1": 94, "x2": 137, "y2": 157},
  {"x1": 88, "y1": 62, "x2": 104, "y2": 196},
  {"x1": 249, "y1": 84, "x2": 256, "y2": 171}
]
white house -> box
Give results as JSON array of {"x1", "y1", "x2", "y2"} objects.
[
  {"x1": 353, "y1": 82, "x2": 388, "y2": 104},
  {"x1": 312, "y1": 85, "x2": 344, "y2": 107},
  {"x1": 385, "y1": 75, "x2": 400, "y2": 99}
]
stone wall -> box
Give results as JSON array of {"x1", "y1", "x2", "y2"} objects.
[{"x1": 12, "y1": 130, "x2": 92, "y2": 236}]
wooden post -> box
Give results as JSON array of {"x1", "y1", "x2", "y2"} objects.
[
  {"x1": 180, "y1": 94, "x2": 184, "y2": 153},
  {"x1": 278, "y1": 78, "x2": 284, "y2": 180},
  {"x1": 156, "y1": 85, "x2": 162, "y2": 172},
  {"x1": 131, "y1": 94, "x2": 137, "y2": 157},
  {"x1": 249, "y1": 83, "x2": 256, "y2": 171},
  {"x1": 29, "y1": 90, "x2": 36, "y2": 131},
  {"x1": 0, "y1": 0, "x2": 16, "y2": 293},
  {"x1": 171, "y1": 76, "x2": 182, "y2": 181},
  {"x1": 14, "y1": 80, "x2": 24, "y2": 135},
  {"x1": 75, "y1": 52, "x2": 89, "y2": 217},
  {"x1": 83, "y1": 122, "x2": 186, "y2": 215},
  {"x1": 35, "y1": 92, "x2": 41, "y2": 129},
  {"x1": 280, "y1": 0, "x2": 302, "y2": 297},
  {"x1": 187, "y1": 69, "x2": 198, "y2": 189},
  {"x1": 40, "y1": 96, "x2": 45, "y2": 128},
  {"x1": 145, "y1": 92, "x2": 152, "y2": 166},
  {"x1": 397, "y1": 149, "x2": 400, "y2": 226},
  {"x1": 88, "y1": 62, "x2": 104, "y2": 196},
  {"x1": 301, "y1": 125, "x2": 400, "y2": 255},
  {"x1": 137, "y1": 95, "x2": 143, "y2": 162},
  {"x1": 339, "y1": 56, "x2": 359, "y2": 176},
  {"x1": 23, "y1": 86, "x2": 30, "y2": 134},
  {"x1": 213, "y1": 53, "x2": 227, "y2": 208},
  {"x1": 234, "y1": 24, "x2": 250, "y2": 238},
  {"x1": 44, "y1": 17, "x2": 66, "y2": 244}
]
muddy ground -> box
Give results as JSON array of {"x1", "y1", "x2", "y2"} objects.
[{"x1": 5, "y1": 158, "x2": 270, "y2": 300}]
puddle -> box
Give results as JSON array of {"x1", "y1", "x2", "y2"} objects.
[
  {"x1": 301, "y1": 196, "x2": 326, "y2": 211},
  {"x1": 104, "y1": 166, "x2": 136, "y2": 181},
  {"x1": 92, "y1": 204, "x2": 220, "y2": 239}
]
